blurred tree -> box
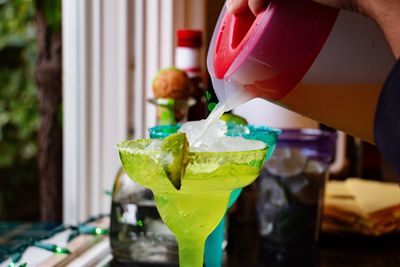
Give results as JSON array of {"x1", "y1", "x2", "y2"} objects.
[
  {"x1": 0, "y1": 0, "x2": 63, "y2": 221},
  {"x1": 34, "y1": 0, "x2": 62, "y2": 222},
  {"x1": 0, "y1": 0, "x2": 39, "y2": 220}
]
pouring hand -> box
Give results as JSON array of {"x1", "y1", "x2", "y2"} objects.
[
  {"x1": 226, "y1": 0, "x2": 269, "y2": 15},
  {"x1": 226, "y1": 0, "x2": 388, "y2": 18},
  {"x1": 226, "y1": 0, "x2": 354, "y2": 15},
  {"x1": 226, "y1": 0, "x2": 400, "y2": 58}
]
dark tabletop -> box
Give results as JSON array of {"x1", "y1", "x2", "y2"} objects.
[
  {"x1": 108, "y1": 232, "x2": 400, "y2": 267},
  {"x1": 108, "y1": 185, "x2": 400, "y2": 267}
]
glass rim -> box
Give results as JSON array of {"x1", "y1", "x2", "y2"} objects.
[
  {"x1": 148, "y1": 97, "x2": 196, "y2": 108},
  {"x1": 117, "y1": 139, "x2": 268, "y2": 156},
  {"x1": 148, "y1": 123, "x2": 282, "y2": 137},
  {"x1": 278, "y1": 128, "x2": 337, "y2": 140}
]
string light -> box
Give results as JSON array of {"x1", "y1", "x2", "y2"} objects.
[
  {"x1": 33, "y1": 242, "x2": 70, "y2": 255},
  {"x1": 8, "y1": 252, "x2": 23, "y2": 267},
  {"x1": 95, "y1": 227, "x2": 104, "y2": 235},
  {"x1": 54, "y1": 245, "x2": 70, "y2": 254},
  {"x1": 73, "y1": 225, "x2": 109, "y2": 237},
  {"x1": 8, "y1": 261, "x2": 27, "y2": 267},
  {"x1": 1, "y1": 214, "x2": 108, "y2": 265}
]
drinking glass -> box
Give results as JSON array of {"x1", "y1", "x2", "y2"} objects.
[
  {"x1": 149, "y1": 123, "x2": 281, "y2": 267},
  {"x1": 118, "y1": 137, "x2": 267, "y2": 267},
  {"x1": 257, "y1": 129, "x2": 336, "y2": 264}
]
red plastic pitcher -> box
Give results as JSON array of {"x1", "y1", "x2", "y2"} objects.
[{"x1": 207, "y1": 0, "x2": 339, "y2": 109}]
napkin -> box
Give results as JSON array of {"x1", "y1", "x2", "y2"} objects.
[{"x1": 322, "y1": 178, "x2": 400, "y2": 236}]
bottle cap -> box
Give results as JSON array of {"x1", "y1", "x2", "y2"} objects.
[{"x1": 177, "y1": 29, "x2": 202, "y2": 48}]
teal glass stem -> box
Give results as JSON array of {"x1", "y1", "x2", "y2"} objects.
[
  {"x1": 148, "y1": 123, "x2": 280, "y2": 267},
  {"x1": 204, "y1": 188, "x2": 242, "y2": 267},
  {"x1": 204, "y1": 124, "x2": 280, "y2": 267}
]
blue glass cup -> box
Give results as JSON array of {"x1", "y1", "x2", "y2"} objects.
[{"x1": 148, "y1": 123, "x2": 281, "y2": 267}]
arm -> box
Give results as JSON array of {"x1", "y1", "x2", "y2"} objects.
[
  {"x1": 226, "y1": 0, "x2": 400, "y2": 59},
  {"x1": 369, "y1": 1, "x2": 400, "y2": 59}
]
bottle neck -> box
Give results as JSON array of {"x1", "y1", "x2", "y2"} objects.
[{"x1": 175, "y1": 47, "x2": 201, "y2": 78}]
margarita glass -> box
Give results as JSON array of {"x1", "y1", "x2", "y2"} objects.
[
  {"x1": 149, "y1": 123, "x2": 280, "y2": 267},
  {"x1": 117, "y1": 134, "x2": 267, "y2": 267}
]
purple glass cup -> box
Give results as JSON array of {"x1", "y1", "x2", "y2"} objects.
[{"x1": 257, "y1": 129, "x2": 337, "y2": 263}]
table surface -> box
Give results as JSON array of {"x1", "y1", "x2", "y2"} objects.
[
  {"x1": 108, "y1": 232, "x2": 400, "y2": 267},
  {"x1": 3, "y1": 221, "x2": 399, "y2": 267},
  {"x1": 107, "y1": 187, "x2": 400, "y2": 267}
]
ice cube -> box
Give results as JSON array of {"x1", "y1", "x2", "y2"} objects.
[
  {"x1": 257, "y1": 173, "x2": 288, "y2": 236},
  {"x1": 304, "y1": 159, "x2": 325, "y2": 175},
  {"x1": 179, "y1": 119, "x2": 227, "y2": 146},
  {"x1": 266, "y1": 147, "x2": 307, "y2": 177},
  {"x1": 227, "y1": 123, "x2": 250, "y2": 136},
  {"x1": 283, "y1": 175, "x2": 309, "y2": 195},
  {"x1": 293, "y1": 160, "x2": 327, "y2": 205},
  {"x1": 179, "y1": 119, "x2": 265, "y2": 152},
  {"x1": 259, "y1": 174, "x2": 288, "y2": 207},
  {"x1": 221, "y1": 137, "x2": 265, "y2": 152},
  {"x1": 146, "y1": 139, "x2": 163, "y2": 151}
]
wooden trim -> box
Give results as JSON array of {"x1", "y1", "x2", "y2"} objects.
[
  {"x1": 131, "y1": 0, "x2": 208, "y2": 138},
  {"x1": 63, "y1": 0, "x2": 208, "y2": 223},
  {"x1": 62, "y1": 0, "x2": 88, "y2": 224},
  {"x1": 89, "y1": 0, "x2": 102, "y2": 217},
  {"x1": 143, "y1": 0, "x2": 160, "y2": 133},
  {"x1": 99, "y1": 0, "x2": 129, "y2": 214},
  {"x1": 160, "y1": 0, "x2": 174, "y2": 68},
  {"x1": 132, "y1": 0, "x2": 146, "y2": 138},
  {"x1": 62, "y1": 0, "x2": 130, "y2": 223}
]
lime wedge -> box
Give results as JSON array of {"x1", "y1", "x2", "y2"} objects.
[
  {"x1": 220, "y1": 113, "x2": 248, "y2": 125},
  {"x1": 161, "y1": 132, "x2": 189, "y2": 190}
]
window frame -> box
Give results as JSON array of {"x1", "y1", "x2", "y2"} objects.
[{"x1": 62, "y1": 0, "x2": 206, "y2": 223}]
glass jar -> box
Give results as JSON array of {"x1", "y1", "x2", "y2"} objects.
[
  {"x1": 110, "y1": 124, "x2": 182, "y2": 265},
  {"x1": 257, "y1": 129, "x2": 337, "y2": 264},
  {"x1": 110, "y1": 167, "x2": 179, "y2": 265}
]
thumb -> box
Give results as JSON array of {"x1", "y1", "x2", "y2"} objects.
[{"x1": 226, "y1": 0, "x2": 249, "y2": 14}]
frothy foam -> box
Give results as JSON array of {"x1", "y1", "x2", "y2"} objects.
[{"x1": 179, "y1": 120, "x2": 265, "y2": 152}]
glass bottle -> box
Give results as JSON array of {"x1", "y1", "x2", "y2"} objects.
[
  {"x1": 110, "y1": 132, "x2": 179, "y2": 265},
  {"x1": 176, "y1": 29, "x2": 207, "y2": 120}
]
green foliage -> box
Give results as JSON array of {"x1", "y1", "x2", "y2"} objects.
[
  {"x1": 0, "y1": 0, "x2": 40, "y2": 220},
  {"x1": 0, "y1": 0, "x2": 62, "y2": 220},
  {"x1": 44, "y1": 0, "x2": 61, "y2": 32},
  {"x1": 0, "y1": 0, "x2": 36, "y2": 49},
  {"x1": 0, "y1": 0, "x2": 37, "y2": 168}
]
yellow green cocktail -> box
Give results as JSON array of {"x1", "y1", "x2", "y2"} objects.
[{"x1": 117, "y1": 135, "x2": 267, "y2": 267}]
